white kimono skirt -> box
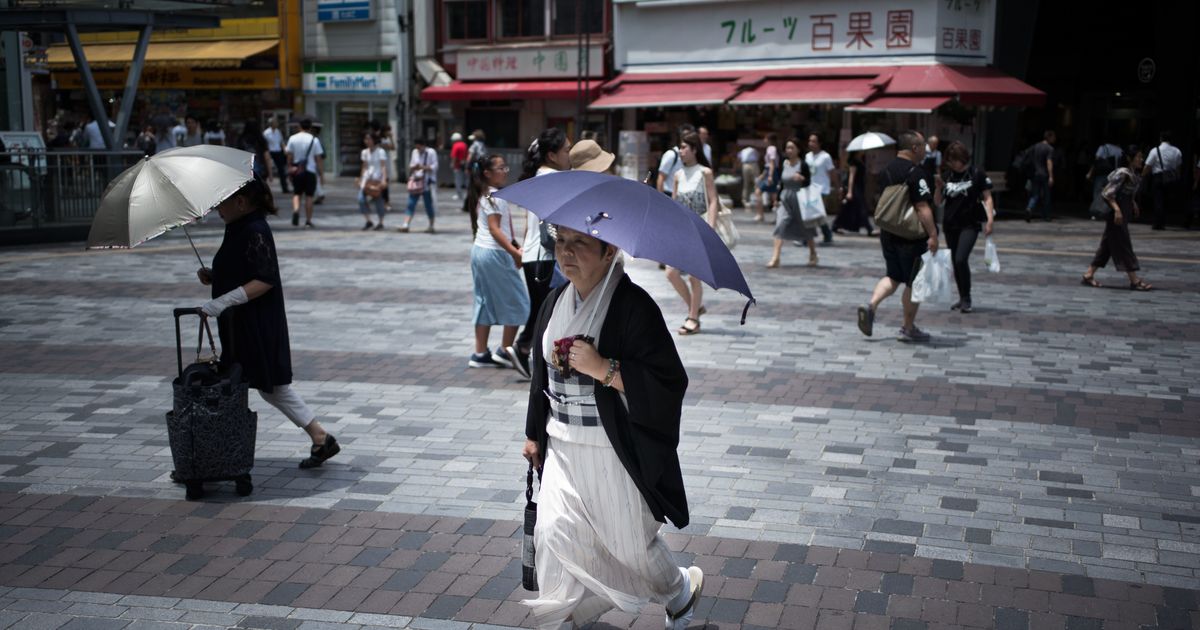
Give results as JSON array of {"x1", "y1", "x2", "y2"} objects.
[{"x1": 523, "y1": 371, "x2": 683, "y2": 629}]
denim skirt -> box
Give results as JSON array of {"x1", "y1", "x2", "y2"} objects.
[{"x1": 471, "y1": 246, "x2": 530, "y2": 326}]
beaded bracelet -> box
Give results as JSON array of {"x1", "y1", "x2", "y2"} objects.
[{"x1": 601, "y1": 358, "x2": 620, "y2": 387}]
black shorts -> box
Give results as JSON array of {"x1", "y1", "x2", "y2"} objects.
[
  {"x1": 291, "y1": 171, "x2": 317, "y2": 196},
  {"x1": 880, "y1": 230, "x2": 928, "y2": 286}
]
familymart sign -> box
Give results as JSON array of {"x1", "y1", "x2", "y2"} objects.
[{"x1": 302, "y1": 61, "x2": 395, "y2": 95}]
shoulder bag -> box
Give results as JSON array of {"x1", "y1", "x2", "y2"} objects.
[
  {"x1": 874, "y1": 166, "x2": 927, "y2": 240},
  {"x1": 407, "y1": 149, "x2": 427, "y2": 194},
  {"x1": 288, "y1": 136, "x2": 314, "y2": 178}
]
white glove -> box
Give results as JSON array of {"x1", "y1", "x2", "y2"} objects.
[{"x1": 200, "y1": 286, "x2": 248, "y2": 317}]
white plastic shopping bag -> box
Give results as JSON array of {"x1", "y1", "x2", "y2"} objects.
[
  {"x1": 911, "y1": 249, "x2": 954, "y2": 304},
  {"x1": 983, "y1": 237, "x2": 1001, "y2": 273},
  {"x1": 798, "y1": 186, "x2": 827, "y2": 222}
]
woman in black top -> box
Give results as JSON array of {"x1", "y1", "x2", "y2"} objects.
[
  {"x1": 938, "y1": 141, "x2": 994, "y2": 313},
  {"x1": 198, "y1": 176, "x2": 340, "y2": 468},
  {"x1": 832, "y1": 151, "x2": 873, "y2": 235}
]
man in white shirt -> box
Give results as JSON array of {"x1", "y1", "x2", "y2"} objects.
[
  {"x1": 805, "y1": 133, "x2": 840, "y2": 244},
  {"x1": 656, "y1": 123, "x2": 696, "y2": 195},
  {"x1": 736, "y1": 144, "x2": 760, "y2": 208},
  {"x1": 1143, "y1": 131, "x2": 1183, "y2": 230},
  {"x1": 284, "y1": 118, "x2": 325, "y2": 228},
  {"x1": 263, "y1": 118, "x2": 289, "y2": 194},
  {"x1": 179, "y1": 116, "x2": 204, "y2": 147},
  {"x1": 400, "y1": 138, "x2": 439, "y2": 233}
]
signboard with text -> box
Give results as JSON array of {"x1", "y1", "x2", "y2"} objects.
[
  {"x1": 614, "y1": 0, "x2": 994, "y2": 71},
  {"x1": 53, "y1": 68, "x2": 279, "y2": 91},
  {"x1": 457, "y1": 45, "x2": 604, "y2": 80},
  {"x1": 318, "y1": 0, "x2": 372, "y2": 22}
]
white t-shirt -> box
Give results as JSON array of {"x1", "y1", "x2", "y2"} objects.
[
  {"x1": 360, "y1": 147, "x2": 387, "y2": 187},
  {"x1": 203, "y1": 130, "x2": 225, "y2": 146},
  {"x1": 1145, "y1": 143, "x2": 1183, "y2": 174},
  {"x1": 284, "y1": 132, "x2": 324, "y2": 174},
  {"x1": 764, "y1": 145, "x2": 779, "y2": 169},
  {"x1": 805, "y1": 150, "x2": 836, "y2": 195},
  {"x1": 1094, "y1": 143, "x2": 1122, "y2": 161},
  {"x1": 737, "y1": 147, "x2": 759, "y2": 166},
  {"x1": 522, "y1": 166, "x2": 558, "y2": 263},
  {"x1": 410, "y1": 147, "x2": 439, "y2": 184},
  {"x1": 658, "y1": 149, "x2": 683, "y2": 193},
  {"x1": 475, "y1": 187, "x2": 514, "y2": 250},
  {"x1": 263, "y1": 127, "x2": 284, "y2": 152}
]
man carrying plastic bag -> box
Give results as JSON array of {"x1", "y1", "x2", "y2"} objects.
[{"x1": 856, "y1": 130, "x2": 941, "y2": 343}]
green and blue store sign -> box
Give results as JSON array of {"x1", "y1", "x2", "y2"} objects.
[{"x1": 302, "y1": 61, "x2": 394, "y2": 95}]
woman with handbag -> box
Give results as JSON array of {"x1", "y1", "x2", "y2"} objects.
[
  {"x1": 521, "y1": 226, "x2": 703, "y2": 630},
  {"x1": 669, "y1": 132, "x2": 719, "y2": 336},
  {"x1": 357, "y1": 132, "x2": 389, "y2": 231},
  {"x1": 767, "y1": 137, "x2": 816, "y2": 269},
  {"x1": 196, "y1": 175, "x2": 340, "y2": 468},
  {"x1": 467, "y1": 154, "x2": 530, "y2": 369},
  {"x1": 1081, "y1": 148, "x2": 1152, "y2": 291},
  {"x1": 400, "y1": 138, "x2": 438, "y2": 233}
]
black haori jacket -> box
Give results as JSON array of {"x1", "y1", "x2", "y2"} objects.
[{"x1": 525, "y1": 274, "x2": 690, "y2": 528}]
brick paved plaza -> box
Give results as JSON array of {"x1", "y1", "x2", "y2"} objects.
[{"x1": 1, "y1": 181, "x2": 1198, "y2": 629}]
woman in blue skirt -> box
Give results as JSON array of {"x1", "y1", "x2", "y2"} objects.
[{"x1": 467, "y1": 154, "x2": 531, "y2": 369}]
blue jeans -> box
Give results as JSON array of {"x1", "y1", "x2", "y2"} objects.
[
  {"x1": 1027, "y1": 175, "x2": 1051, "y2": 219},
  {"x1": 406, "y1": 189, "x2": 435, "y2": 220},
  {"x1": 358, "y1": 189, "x2": 385, "y2": 219}
]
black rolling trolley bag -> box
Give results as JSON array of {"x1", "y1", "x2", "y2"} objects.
[{"x1": 167, "y1": 307, "x2": 256, "y2": 500}]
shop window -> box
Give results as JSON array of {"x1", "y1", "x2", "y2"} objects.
[
  {"x1": 466, "y1": 109, "x2": 519, "y2": 149},
  {"x1": 446, "y1": 0, "x2": 489, "y2": 41},
  {"x1": 497, "y1": 0, "x2": 545, "y2": 39},
  {"x1": 552, "y1": 0, "x2": 604, "y2": 35}
]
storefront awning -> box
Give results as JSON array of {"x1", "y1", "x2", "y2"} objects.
[
  {"x1": 589, "y1": 64, "x2": 1042, "y2": 109},
  {"x1": 846, "y1": 96, "x2": 951, "y2": 113},
  {"x1": 730, "y1": 77, "x2": 880, "y2": 106},
  {"x1": 46, "y1": 39, "x2": 279, "y2": 69},
  {"x1": 590, "y1": 73, "x2": 741, "y2": 109},
  {"x1": 421, "y1": 80, "x2": 601, "y2": 101},
  {"x1": 879, "y1": 65, "x2": 1044, "y2": 107}
]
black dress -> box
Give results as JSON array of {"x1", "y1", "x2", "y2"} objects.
[
  {"x1": 211, "y1": 210, "x2": 293, "y2": 392},
  {"x1": 525, "y1": 275, "x2": 691, "y2": 528},
  {"x1": 833, "y1": 156, "x2": 870, "y2": 232}
]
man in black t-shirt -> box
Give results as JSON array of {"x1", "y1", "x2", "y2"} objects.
[
  {"x1": 857, "y1": 130, "x2": 940, "y2": 342},
  {"x1": 1025, "y1": 130, "x2": 1055, "y2": 221}
]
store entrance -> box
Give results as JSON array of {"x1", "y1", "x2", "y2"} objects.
[{"x1": 334, "y1": 101, "x2": 389, "y2": 176}]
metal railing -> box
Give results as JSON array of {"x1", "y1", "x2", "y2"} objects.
[{"x1": 0, "y1": 150, "x2": 144, "y2": 230}]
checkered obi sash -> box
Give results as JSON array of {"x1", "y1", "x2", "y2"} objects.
[{"x1": 545, "y1": 368, "x2": 601, "y2": 427}]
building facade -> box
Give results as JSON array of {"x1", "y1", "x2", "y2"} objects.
[
  {"x1": 302, "y1": 0, "x2": 410, "y2": 177},
  {"x1": 416, "y1": 0, "x2": 609, "y2": 156}
]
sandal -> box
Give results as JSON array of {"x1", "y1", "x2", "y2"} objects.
[
  {"x1": 1129, "y1": 280, "x2": 1153, "y2": 291},
  {"x1": 677, "y1": 317, "x2": 701, "y2": 336},
  {"x1": 766, "y1": 257, "x2": 780, "y2": 269},
  {"x1": 299, "y1": 434, "x2": 340, "y2": 469},
  {"x1": 1080, "y1": 274, "x2": 1101, "y2": 288},
  {"x1": 808, "y1": 255, "x2": 819, "y2": 267}
]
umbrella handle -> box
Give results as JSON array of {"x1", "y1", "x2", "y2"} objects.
[
  {"x1": 740, "y1": 299, "x2": 755, "y2": 325},
  {"x1": 182, "y1": 224, "x2": 206, "y2": 268}
]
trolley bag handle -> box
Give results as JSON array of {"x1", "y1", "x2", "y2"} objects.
[{"x1": 173, "y1": 307, "x2": 219, "y2": 378}]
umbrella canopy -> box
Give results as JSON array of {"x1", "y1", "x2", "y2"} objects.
[
  {"x1": 492, "y1": 170, "x2": 755, "y2": 321},
  {"x1": 87, "y1": 145, "x2": 255, "y2": 249},
  {"x1": 846, "y1": 131, "x2": 896, "y2": 152}
]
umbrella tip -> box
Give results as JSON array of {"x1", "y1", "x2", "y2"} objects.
[{"x1": 739, "y1": 299, "x2": 755, "y2": 325}]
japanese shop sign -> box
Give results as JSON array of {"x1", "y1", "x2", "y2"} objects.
[
  {"x1": 614, "y1": 0, "x2": 994, "y2": 70},
  {"x1": 458, "y1": 45, "x2": 604, "y2": 80}
]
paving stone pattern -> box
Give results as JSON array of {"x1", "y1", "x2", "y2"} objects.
[{"x1": 2, "y1": 181, "x2": 1200, "y2": 628}]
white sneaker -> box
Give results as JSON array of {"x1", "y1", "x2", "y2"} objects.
[{"x1": 665, "y1": 566, "x2": 703, "y2": 629}]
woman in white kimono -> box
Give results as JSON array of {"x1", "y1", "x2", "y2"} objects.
[{"x1": 522, "y1": 225, "x2": 703, "y2": 630}]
